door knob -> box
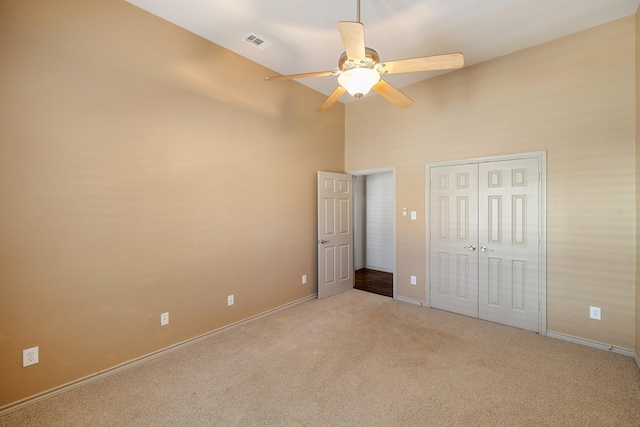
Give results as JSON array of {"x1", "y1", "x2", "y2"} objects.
[
  {"x1": 481, "y1": 246, "x2": 494, "y2": 252},
  {"x1": 464, "y1": 245, "x2": 476, "y2": 251},
  {"x1": 319, "y1": 239, "x2": 330, "y2": 244}
]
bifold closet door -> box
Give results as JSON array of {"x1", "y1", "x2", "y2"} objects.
[
  {"x1": 429, "y1": 164, "x2": 479, "y2": 318},
  {"x1": 478, "y1": 159, "x2": 540, "y2": 331}
]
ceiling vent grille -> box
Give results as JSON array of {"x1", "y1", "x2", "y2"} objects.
[{"x1": 242, "y1": 33, "x2": 272, "y2": 51}]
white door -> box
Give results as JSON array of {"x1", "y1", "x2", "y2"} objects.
[
  {"x1": 429, "y1": 164, "x2": 479, "y2": 317},
  {"x1": 317, "y1": 171, "x2": 354, "y2": 299},
  {"x1": 478, "y1": 159, "x2": 540, "y2": 331},
  {"x1": 429, "y1": 157, "x2": 542, "y2": 333}
]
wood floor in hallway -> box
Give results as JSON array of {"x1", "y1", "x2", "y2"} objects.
[{"x1": 354, "y1": 268, "x2": 393, "y2": 297}]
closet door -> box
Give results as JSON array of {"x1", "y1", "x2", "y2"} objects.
[
  {"x1": 478, "y1": 159, "x2": 540, "y2": 331},
  {"x1": 429, "y1": 164, "x2": 479, "y2": 317}
]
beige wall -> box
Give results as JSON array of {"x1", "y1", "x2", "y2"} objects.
[
  {"x1": 0, "y1": 0, "x2": 344, "y2": 407},
  {"x1": 346, "y1": 17, "x2": 636, "y2": 349}
]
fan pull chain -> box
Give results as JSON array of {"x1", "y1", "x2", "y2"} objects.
[{"x1": 357, "y1": 0, "x2": 361, "y2": 22}]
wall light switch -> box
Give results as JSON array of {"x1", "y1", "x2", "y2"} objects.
[{"x1": 410, "y1": 211, "x2": 417, "y2": 220}]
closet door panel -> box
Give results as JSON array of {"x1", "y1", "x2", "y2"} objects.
[
  {"x1": 429, "y1": 164, "x2": 479, "y2": 317},
  {"x1": 478, "y1": 159, "x2": 540, "y2": 332}
]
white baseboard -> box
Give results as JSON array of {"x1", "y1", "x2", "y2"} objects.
[
  {"x1": 395, "y1": 295, "x2": 425, "y2": 306},
  {"x1": 547, "y1": 331, "x2": 635, "y2": 358},
  {"x1": 0, "y1": 294, "x2": 317, "y2": 416}
]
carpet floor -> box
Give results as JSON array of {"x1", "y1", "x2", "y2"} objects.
[{"x1": 2, "y1": 289, "x2": 640, "y2": 426}]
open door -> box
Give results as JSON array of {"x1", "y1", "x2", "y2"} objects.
[{"x1": 317, "y1": 171, "x2": 354, "y2": 299}]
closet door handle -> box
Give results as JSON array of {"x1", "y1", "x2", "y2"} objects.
[
  {"x1": 319, "y1": 239, "x2": 330, "y2": 244},
  {"x1": 464, "y1": 245, "x2": 476, "y2": 251},
  {"x1": 481, "y1": 246, "x2": 494, "y2": 252}
]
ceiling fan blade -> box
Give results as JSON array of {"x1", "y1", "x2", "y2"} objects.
[
  {"x1": 265, "y1": 70, "x2": 335, "y2": 81},
  {"x1": 372, "y1": 79, "x2": 413, "y2": 109},
  {"x1": 337, "y1": 21, "x2": 366, "y2": 61},
  {"x1": 317, "y1": 86, "x2": 347, "y2": 113},
  {"x1": 379, "y1": 53, "x2": 464, "y2": 74}
]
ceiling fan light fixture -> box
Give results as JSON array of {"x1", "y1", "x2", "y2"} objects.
[{"x1": 338, "y1": 68, "x2": 380, "y2": 98}]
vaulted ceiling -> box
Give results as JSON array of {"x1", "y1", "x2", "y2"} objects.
[{"x1": 127, "y1": 0, "x2": 640, "y2": 103}]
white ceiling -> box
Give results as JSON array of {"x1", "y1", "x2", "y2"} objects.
[{"x1": 126, "y1": 0, "x2": 640, "y2": 103}]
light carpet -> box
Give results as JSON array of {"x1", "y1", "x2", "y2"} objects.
[{"x1": 2, "y1": 289, "x2": 640, "y2": 426}]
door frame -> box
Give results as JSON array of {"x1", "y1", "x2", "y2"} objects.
[
  {"x1": 425, "y1": 152, "x2": 547, "y2": 334},
  {"x1": 349, "y1": 167, "x2": 397, "y2": 299}
]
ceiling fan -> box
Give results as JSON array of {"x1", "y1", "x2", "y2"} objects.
[{"x1": 265, "y1": 0, "x2": 464, "y2": 112}]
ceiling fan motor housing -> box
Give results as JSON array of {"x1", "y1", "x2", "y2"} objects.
[{"x1": 338, "y1": 47, "x2": 380, "y2": 71}]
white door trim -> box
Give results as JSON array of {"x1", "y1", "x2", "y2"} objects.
[
  {"x1": 425, "y1": 152, "x2": 547, "y2": 335},
  {"x1": 348, "y1": 167, "x2": 397, "y2": 299}
]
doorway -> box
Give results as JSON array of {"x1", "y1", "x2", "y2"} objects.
[{"x1": 351, "y1": 168, "x2": 396, "y2": 298}]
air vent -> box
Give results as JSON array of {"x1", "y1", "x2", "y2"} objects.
[{"x1": 242, "y1": 33, "x2": 272, "y2": 51}]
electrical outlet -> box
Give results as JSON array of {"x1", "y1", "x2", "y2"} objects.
[
  {"x1": 228, "y1": 295, "x2": 234, "y2": 306},
  {"x1": 302, "y1": 275, "x2": 307, "y2": 284},
  {"x1": 23, "y1": 346, "x2": 39, "y2": 367},
  {"x1": 160, "y1": 312, "x2": 169, "y2": 326},
  {"x1": 410, "y1": 276, "x2": 417, "y2": 285},
  {"x1": 590, "y1": 306, "x2": 601, "y2": 320}
]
